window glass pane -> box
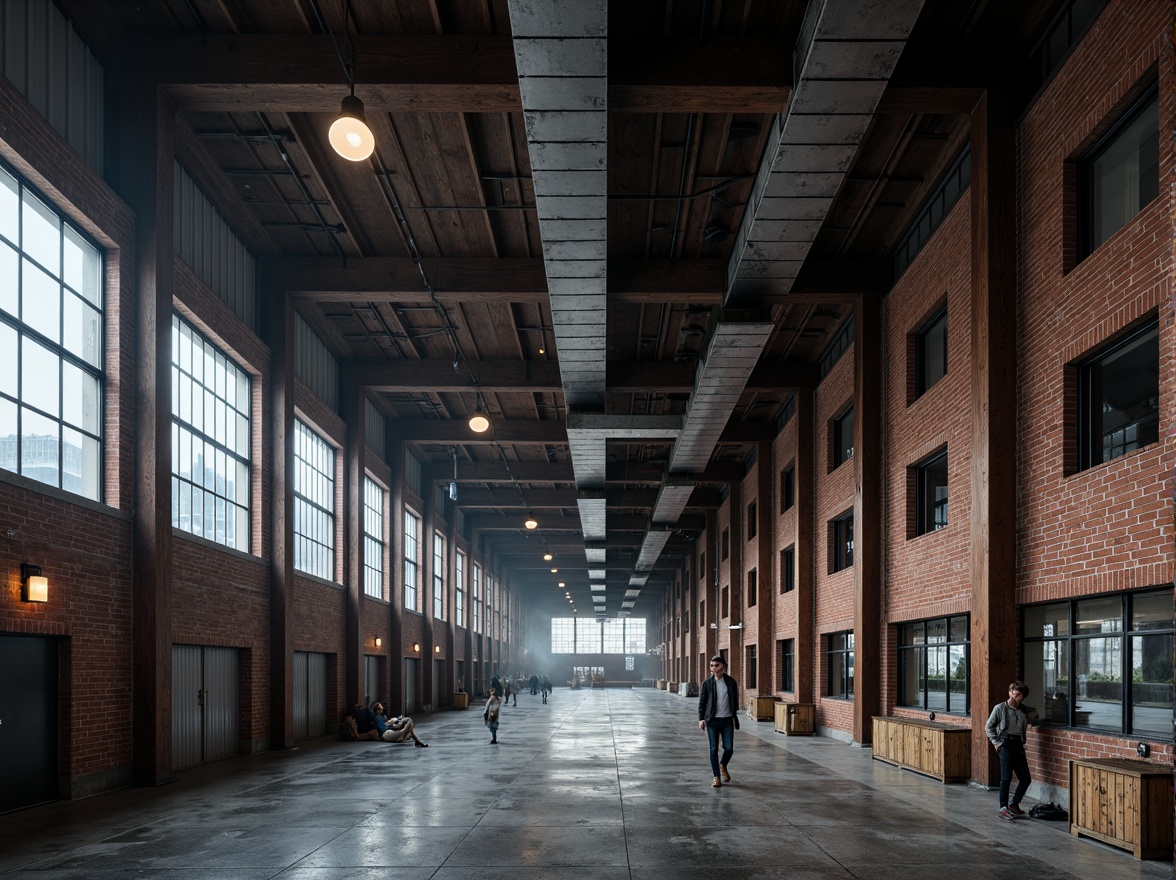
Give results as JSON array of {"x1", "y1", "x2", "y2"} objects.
[
  {"x1": 949, "y1": 616, "x2": 968, "y2": 642},
  {"x1": 22, "y1": 339, "x2": 59, "y2": 416},
  {"x1": 62, "y1": 225, "x2": 101, "y2": 307},
  {"x1": 1075, "y1": 596, "x2": 1123, "y2": 634},
  {"x1": 21, "y1": 407, "x2": 59, "y2": 488},
  {"x1": 948, "y1": 644, "x2": 967, "y2": 713},
  {"x1": 1090, "y1": 93, "x2": 1158, "y2": 252},
  {"x1": 61, "y1": 360, "x2": 100, "y2": 434},
  {"x1": 0, "y1": 243, "x2": 16, "y2": 317},
  {"x1": 926, "y1": 619, "x2": 947, "y2": 643},
  {"x1": 63, "y1": 291, "x2": 102, "y2": 368},
  {"x1": 917, "y1": 309, "x2": 947, "y2": 394},
  {"x1": 1074, "y1": 635, "x2": 1122, "y2": 731},
  {"x1": 1024, "y1": 603, "x2": 1068, "y2": 638},
  {"x1": 22, "y1": 259, "x2": 60, "y2": 342},
  {"x1": 1132, "y1": 589, "x2": 1174, "y2": 631},
  {"x1": 0, "y1": 167, "x2": 17, "y2": 245},
  {"x1": 0, "y1": 397, "x2": 16, "y2": 474},
  {"x1": 1131, "y1": 633, "x2": 1173, "y2": 737},
  {"x1": 1027, "y1": 638, "x2": 1070, "y2": 723},
  {"x1": 0, "y1": 321, "x2": 15, "y2": 398},
  {"x1": 899, "y1": 649, "x2": 920, "y2": 705},
  {"x1": 926, "y1": 646, "x2": 947, "y2": 711},
  {"x1": 22, "y1": 190, "x2": 59, "y2": 276}
]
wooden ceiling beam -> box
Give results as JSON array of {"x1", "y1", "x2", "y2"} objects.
[
  {"x1": 432, "y1": 459, "x2": 744, "y2": 485},
  {"x1": 102, "y1": 34, "x2": 790, "y2": 114},
  {"x1": 351, "y1": 359, "x2": 563, "y2": 393}
]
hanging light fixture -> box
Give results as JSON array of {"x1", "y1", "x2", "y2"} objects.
[
  {"x1": 468, "y1": 407, "x2": 490, "y2": 433},
  {"x1": 448, "y1": 448, "x2": 459, "y2": 501},
  {"x1": 327, "y1": 0, "x2": 375, "y2": 161},
  {"x1": 543, "y1": 552, "x2": 553, "y2": 562},
  {"x1": 524, "y1": 513, "x2": 538, "y2": 530},
  {"x1": 550, "y1": 568, "x2": 558, "y2": 573}
]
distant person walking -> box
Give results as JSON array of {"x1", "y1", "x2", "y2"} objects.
[
  {"x1": 697, "y1": 655, "x2": 740, "y2": 788},
  {"x1": 484, "y1": 688, "x2": 502, "y2": 744},
  {"x1": 541, "y1": 674, "x2": 552, "y2": 703},
  {"x1": 529, "y1": 673, "x2": 540, "y2": 695},
  {"x1": 986, "y1": 681, "x2": 1038, "y2": 820}
]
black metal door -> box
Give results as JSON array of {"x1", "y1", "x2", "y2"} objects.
[{"x1": 0, "y1": 635, "x2": 57, "y2": 812}]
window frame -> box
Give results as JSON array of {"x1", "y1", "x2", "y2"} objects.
[
  {"x1": 432, "y1": 530, "x2": 445, "y2": 620},
  {"x1": 913, "y1": 448, "x2": 949, "y2": 537},
  {"x1": 362, "y1": 476, "x2": 384, "y2": 599},
  {"x1": 747, "y1": 568, "x2": 757, "y2": 608},
  {"x1": 779, "y1": 638, "x2": 795, "y2": 692},
  {"x1": 780, "y1": 545, "x2": 795, "y2": 593},
  {"x1": 831, "y1": 511, "x2": 854, "y2": 573},
  {"x1": 746, "y1": 500, "x2": 757, "y2": 539},
  {"x1": 455, "y1": 549, "x2": 465, "y2": 628},
  {"x1": 780, "y1": 464, "x2": 795, "y2": 512},
  {"x1": 914, "y1": 305, "x2": 947, "y2": 398},
  {"x1": 0, "y1": 161, "x2": 106, "y2": 502},
  {"x1": 403, "y1": 509, "x2": 420, "y2": 612},
  {"x1": 897, "y1": 614, "x2": 970, "y2": 715},
  {"x1": 826, "y1": 631, "x2": 855, "y2": 699},
  {"x1": 292, "y1": 420, "x2": 336, "y2": 581},
  {"x1": 832, "y1": 406, "x2": 855, "y2": 469}
]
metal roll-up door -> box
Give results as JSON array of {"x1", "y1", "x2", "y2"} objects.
[
  {"x1": 306, "y1": 652, "x2": 327, "y2": 738},
  {"x1": 293, "y1": 651, "x2": 309, "y2": 741},
  {"x1": 364, "y1": 655, "x2": 380, "y2": 707},
  {"x1": 172, "y1": 645, "x2": 239, "y2": 770},
  {"x1": 203, "y1": 647, "x2": 239, "y2": 762},
  {"x1": 172, "y1": 645, "x2": 203, "y2": 770}
]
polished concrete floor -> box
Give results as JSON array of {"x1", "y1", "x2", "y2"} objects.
[{"x1": 0, "y1": 688, "x2": 1169, "y2": 879}]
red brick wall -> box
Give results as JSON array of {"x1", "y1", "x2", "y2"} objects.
[{"x1": 771, "y1": 406, "x2": 799, "y2": 696}]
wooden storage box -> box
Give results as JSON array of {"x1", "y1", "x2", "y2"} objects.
[
  {"x1": 871, "y1": 716, "x2": 970, "y2": 783},
  {"x1": 667, "y1": 680, "x2": 679, "y2": 693},
  {"x1": 774, "y1": 702, "x2": 815, "y2": 735},
  {"x1": 748, "y1": 695, "x2": 776, "y2": 721},
  {"x1": 656, "y1": 679, "x2": 666, "y2": 690},
  {"x1": 1069, "y1": 758, "x2": 1173, "y2": 860},
  {"x1": 453, "y1": 692, "x2": 469, "y2": 710}
]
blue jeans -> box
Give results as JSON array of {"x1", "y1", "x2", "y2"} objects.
[
  {"x1": 998, "y1": 737, "x2": 1030, "y2": 807},
  {"x1": 705, "y1": 717, "x2": 734, "y2": 776}
]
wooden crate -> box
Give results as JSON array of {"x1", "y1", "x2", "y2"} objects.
[
  {"x1": 1069, "y1": 758, "x2": 1173, "y2": 860},
  {"x1": 656, "y1": 679, "x2": 666, "y2": 690},
  {"x1": 747, "y1": 695, "x2": 776, "y2": 721},
  {"x1": 871, "y1": 716, "x2": 970, "y2": 783},
  {"x1": 453, "y1": 692, "x2": 469, "y2": 710},
  {"x1": 774, "y1": 702, "x2": 815, "y2": 735}
]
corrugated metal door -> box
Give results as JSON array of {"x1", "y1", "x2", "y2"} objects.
[
  {"x1": 293, "y1": 652, "x2": 309, "y2": 741},
  {"x1": 405, "y1": 658, "x2": 417, "y2": 713},
  {"x1": 306, "y1": 652, "x2": 327, "y2": 738},
  {"x1": 364, "y1": 655, "x2": 380, "y2": 707},
  {"x1": 434, "y1": 659, "x2": 445, "y2": 706},
  {"x1": 203, "y1": 647, "x2": 238, "y2": 761},
  {"x1": 172, "y1": 645, "x2": 239, "y2": 770},
  {"x1": 172, "y1": 645, "x2": 203, "y2": 770}
]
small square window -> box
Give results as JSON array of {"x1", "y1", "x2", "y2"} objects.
[
  {"x1": 1077, "y1": 317, "x2": 1159, "y2": 470},
  {"x1": 1079, "y1": 86, "x2": 1158, "y2": 260},
  {"x1": 915, "y1": 307, "x2": 947, "y2": 397},
  {"x1": 831, "y1": 512, "x2": 853, "y2": 573},
  {"x1": 914, "y1": 449, "x2": 948, "y2": 536},
  {"x1": 833, "y1": 406, "x2": 854, "y2": 468},
  {"x1": 780, "y1": 464, "x2": 795, "y2": 512},
  {"x1": 747, "y1": 501, "x2": 757, "y2": 539},
  {"x1": 780, "y1": 546, "x2": 795, "y2": 593}
]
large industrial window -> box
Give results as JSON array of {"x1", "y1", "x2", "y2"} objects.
[
  {"x1": 780, "y1": 546, "x2": 795, "y2": 593},
  {"x1": 1023, "y1": 588, "x2": 1173, "y2": 738},
  {"x1": 472, "y1": 564, "x2": 481, "y2": 632},
  {"x1": 433, "y1": 531, "x2": 445, "y2": 619},
  {"x1": 833, "y1": 406, "x2": 854, "y2": 468},
  {"x1": 780, "y1": 464, "x2": 795, "y2": 512},
  {"x1": 293, "y1": 420, "x2": 334, "y2": 580},
  {"x1": 778, "y1": 638, "x2": 794, "y2": 692},
  {"x1": 171, "y1": 315, "x2": 250, "y2": 549},
  {"x1": 0, "y1": 163, "x2": 103, "y2": 500},
  {"x1": 1076, "y1": 317, "x2": 1158, "y2": 471},
  {"x1": 455, "y1": 550, "x2": 465, "y2": 628},
  {"x1": 831, "y1": 511, "x2": 853, "y2": 573},
  {"x1": 551, "y1": 617, "x2": 646, "y2": 654},
  {"x1": 403, "y1": 510, "x2": 420, "y2": 611},
  {"x1": 915, "y1": 306, "x2": 947, "y2": 397},
  {"x1": 826, "y1": 631, "x2": 854, "y2": 699},
  {"x1": 1079, "y1": 84, "x2": 1158, "y2": 259},
  {"x1": 898, "y1": 615, "x2": 969, "y2": 714},
  {"x1": 362, "y1": 477, "x2": 384, "y2": 598},
  {"x1": 914, "y1": 449, "x2": 948, "y2": 536}
]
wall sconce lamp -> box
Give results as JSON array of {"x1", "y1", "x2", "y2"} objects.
[
  {"x1": 412, "y1": 642, "x2": 420, "y2": 652},
  {"x1": 374, "y1": 636, "x2": 382, "y2": 648},
  {"x1": 21, "y1": 563, "x2": 48, "y2": 603},
  {"x1": 434, "y1": 645, "x2": 440, "y2": 653}
]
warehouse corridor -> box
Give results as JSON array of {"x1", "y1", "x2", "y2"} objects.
[{"x1": 0, "y1": 689, "x2": 1164, "y2": 879}]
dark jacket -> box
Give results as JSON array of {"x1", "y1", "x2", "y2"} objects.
[{"x1": 698, "y1": 674, "x2": 741, "y2": 727}]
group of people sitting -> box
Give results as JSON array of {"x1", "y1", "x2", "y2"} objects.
[{"x1": 342, "y1": 701, "x2": 428, "y2": 747}]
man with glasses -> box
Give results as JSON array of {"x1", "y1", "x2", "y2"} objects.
[{"x1": 698, "y1": 655, "x2": 740, "y2": 788}]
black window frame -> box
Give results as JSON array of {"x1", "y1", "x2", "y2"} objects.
[
  {"x1": 780, "y1": 463, "x2": 795, "y2": 512},
  {"x1": 1077, "y1": 82, "x2": 1159, "y2": 262},
  {"x1": 826, "y1": 631, "x2": 854, "y2": 699},
  {"x1": 778, "y1": 638, "x2": 795, "y2": 692},
  {"x1": 746, "y1": 644, "x2": 757, "y2": 688},
  {"x1": 780, "y1": 545, "x2": 795, "y2": 594},
  {"x1": 720, "y1": 586, "x2": 729, "y2": 619},
  {"x1": 897, "y1": 614, "x2": 971, "y2": 715},
  {"x1": 746, "y1": 500, "x2": 757, "y2": 539},
  {"x1": 914, "y1": 448, "x2": 949, "y2": 536},
  {"x1": 1022, "y1": 587, "x2": 1173, "y2": 740},
  {"x1": 915, "y1": 306, "x2": 948, "y2": 397},
  {"x1": 833, "y1": 406, "x2": 854, "y2": 468},
  {"x1": 831, "y1": 511, "x2": 854, "y2": 573},
  {"x1": 1076, "y1": 316, "x2": 1159, "y2": 472},
  {"x1": 747, "y1": 568, "x2": 757, "y2": 608},
  {"x1": 721, "y1": 527, "x2": 729, "y2": 561}
]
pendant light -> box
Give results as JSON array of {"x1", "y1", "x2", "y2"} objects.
[
  {"x1": 524, "y1": 514, "x2": 538, "y2": 530},
  {"x1": 468, "y1": 408, "x2": 490, "y2": 433},
  {"x1": 327, "y1": 0, "x2": 375, "y2": 162}
]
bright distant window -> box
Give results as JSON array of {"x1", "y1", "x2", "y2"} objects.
[
  {"x1": 363, "y1": 477, "x2": 384, "y2": 598},
  {"x1": 293, "y1": 421, "x2": 334, "y2": 580},
  {"x1": 0, "y1": 163, "x2": 103, "y2": 499},
  {"x1": 404, "y1": 510, "x2": 420, "y2": 611}
]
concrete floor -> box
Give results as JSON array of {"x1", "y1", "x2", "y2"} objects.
[{"x1": 0, "y1": 688, "x2": 1168, "y2": 879}]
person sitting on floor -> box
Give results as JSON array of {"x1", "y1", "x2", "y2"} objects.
[
  {"x1": 349, "y1": 703, "x2": 381, "y2": 741},
  {"x1": 370, "y1": 701, "x2": 428, "y2": 747}
]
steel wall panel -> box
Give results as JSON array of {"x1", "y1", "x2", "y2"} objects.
[
  {"x1": 171, "y1": 645, "x2": 203, "y2": 770},
  {"x1": 307, "y1": 652, "x2": 327, "y2": 738},
  {"x1": 295, "y1": 312, "x2": 339, "y2": 411},
  {"x1": 365, "y1": 397, "x2": 385, "y2": 457},
  {"x1": 293, "y1": 651, "x2": 309, "y2": 741},
  {"x1": 202, "y1": 647, "x2": 239, "y2": 762}
]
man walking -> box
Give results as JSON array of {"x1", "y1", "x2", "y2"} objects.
[{"x1": 698, "y1": 655, "x2": 740, "y2": 788}]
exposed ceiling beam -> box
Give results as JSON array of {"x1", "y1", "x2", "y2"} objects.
[
  {"x1": 467, "y1": 512, "x2": 705, "y2": 532},
  {"x1": 427, "y1": 459, "x2": 745, "y2": 485},
  {"x1": 450, "y1": 486, "x2": 722, "y2": 509},
  {"x1": 350, "y1": 359, "x2": 563, "y2": 393},
  {"x1": 101, "y1": 34, "x2": 791, "y2": 115},
  {"x1": 394, "y1": 420, "x2": 567, "y2": 444},
  {"x1": 608, "y1": 359, "x2": 819, "y2": 392}
]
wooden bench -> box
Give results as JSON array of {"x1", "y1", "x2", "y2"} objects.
[
  {"x1": 1070, "y1": 757, "x2": 1173, "y2": 860},
  {"x1": 871, "y1": 716, "x2": 970, "y2": 783}
]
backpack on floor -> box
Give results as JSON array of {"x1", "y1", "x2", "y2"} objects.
[{"x1": 1028, "y1": 802, "x2": 1068, "y2": 821}]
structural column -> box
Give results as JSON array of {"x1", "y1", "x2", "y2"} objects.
[
  {"x1": 387, "y1": 438, "x2": 405, "y2": 713},
  {"x1": 265, "y1": 288, "x2": 295, "y2": 750},
  {"x1": 122, "y1": 85, "x2": 175, "y2": 786},
  {"x1": 853, "y1": 294, "x2": 883, "y2": 745},
  {"x1": 342, "y1": 380, "x2": 367, "y2": 708},
  {"x1": 794, "y1": 390, "x2": 816, "y2": 703},
  {"x1": 969, "y1": 89, "x2": 1018, "y2": 786},
  {"x1": 756, "y1": 440, "x2": 775, "y2": 696}
]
